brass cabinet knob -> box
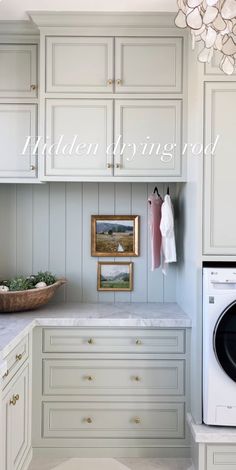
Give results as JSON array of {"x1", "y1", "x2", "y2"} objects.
[
  {"x1": 86, "y1": 376, "x2": 94, "y2": 381},
  {"x1": 134, "y1": 376, "x2": 141, "y2": 382},
  {"x1": 10, "y1": 394, "x2": 19, "y2": 406},
  {"x1": 134, "y1": 417, "x2": 141, "y2": 424},
  {"x1": 107, "y1": 163, "x2": 114, "y2": 169},
  {"x1": 107, "y1": 79, "x2": 114, "y2": 85},
  {"x1": 115, "y1": 163, "x2": 121, "y2": 169},
  {"x1": 116, "y1": 79, "x2": 122, "y2": 85},
  {"x1": 30, "y1": 165, "x2": 36, "y2": 171},
  {"x1": 87, "y1": 338, "x2": 94, "y2": 345},
  {"x1": 86, "y1": 417, "x2": 92, "y2": 424},
  {"x1": 136, "y1": 339, "x2": 142, "y2": 345},
  {"x1": 30, "y1": 84, "x2": 37, "y2": 90},
  {"x1": 16, "y1": 353, "x2": 22, "y2": 361}
]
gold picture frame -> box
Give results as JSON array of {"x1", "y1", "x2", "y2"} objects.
[
  {"x1": 91, "y1": 215, "x2": 139, "y2": 257},
  {"x1": 97, "y1": 262, "x2": 133, "y2": 292}
]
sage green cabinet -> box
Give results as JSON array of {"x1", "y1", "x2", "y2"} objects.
[
  {"x1": 203, "y1": 82, "x2": 236, "y2": 255},
  {"x1": 115, "y1": 37, "x2": 183, "y2": 93},
  {"x1": 46, "y1": 37, "x2": 114, "y2": 93},
  {"x1": 0, "y1": 44, "x2": 37, "y2": 98},
  {"x1": 1, "y1": 365, "x2": 30, "y2": 470}
]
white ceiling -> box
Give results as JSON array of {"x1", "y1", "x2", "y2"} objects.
[{"x1": 0, "y1": 0, "x2": 177, "y2": 21}]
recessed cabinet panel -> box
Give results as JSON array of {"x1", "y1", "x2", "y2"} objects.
[
  {"x1": 0, "y1": 104, "x2": 37, "y2": 179},
  {"x1": 43, "y1": 402, "x2": 185, "y2": 439},
  {"x1": 114, "y1": 100, "x2": 182, "y2": 177},
  {"x1": 11, "y1": 366, "x2": 29, "y2": 470},
  {"x1": 45, "y1": 99, "x2": 113, "y2": 176},
  {"x1": 115, "y1": 37, "x2": 183, "y2": 93},
  {"x1": 43, "y1": 359, "x2": 185, "y2": 396},
  {"x1": 43, "y1": 328, "x2": 185, "y2": 354},
  {"x1": 204, "y1": 83, "x2": 236, "y2": 254},
  {"x1": 46, "y1": 37, "x2": 114, "y2": 93},
  {"x1": 0, "y1": 45, "x2": 37, "y2": 98},
  {"x1": 2, "y1": 366, "x2": 29, "y2": 470}
]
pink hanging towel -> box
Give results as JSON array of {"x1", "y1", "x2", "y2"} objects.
[{"x1": 148, "y1": 193, "x2": 163, "y2": 270}]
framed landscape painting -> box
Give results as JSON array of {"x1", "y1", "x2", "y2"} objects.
[
  {"x1": 91, "y1": 215, "x2": 139, "y2": 257},
  {"x1": 97, "y1": 262, "x2": 133, "y2": 292}
]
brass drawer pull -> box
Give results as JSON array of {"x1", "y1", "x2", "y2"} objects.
[
  {"x1": 133, "y1": 417, "x2": 141, "y2": 424},
  {"x1": 87, "y1": 338, "x2": 94, "y2": 345},
  {"x1": 86, "y1": 417, "x2": 93, "y2": 424},
  {"x1": 116, "y1": 79, "x2": 122, "y2": 86},
  {"x1": 136, "y1": 339, "x2": 142, "y2": 345},
  {"x1": 16, "y1": 353, "x2": 22, "y2": 361},
  {"x1": 30, "y1": 84, "x2": 37, "y2": 90}
]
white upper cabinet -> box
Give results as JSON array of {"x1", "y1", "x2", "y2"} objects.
[
  {"x1": 114, "y1": 100, "x2": 182, "y2": 177},
  {"x1": 0, "y1": 104, "x2": 37, "y2": 179},
  {"x1": 115, "y1": 37, "x2": 183, "y2": 93},
  {"x1": 46, "y1": 37, "x2": 114, "y2": 93},
  {"x1": 0, "y1": 45, "x2": 37, "y2": 98},
  {"x1": 45, "y1": 99, "x2": 113, "y2": 176},
  {"x1": 204, "y1": 82, "x2": 236, "y2": 255}
]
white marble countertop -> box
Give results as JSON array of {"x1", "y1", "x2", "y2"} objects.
[
  {"x1": 187, "y1": 413, "x2": 236, "y2": 443},
  {"x1": 0, "y1": 302, "x2": 191, "y2": 375}
]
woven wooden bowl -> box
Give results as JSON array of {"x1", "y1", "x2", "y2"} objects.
[{"x1": 0, "y1": 279, "x2": 66, "y2": 313}]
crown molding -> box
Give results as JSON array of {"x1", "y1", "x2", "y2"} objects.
[
  {"x1": 0, "y1": 20, "x2": 39, "y2": 35},
  {"x1": 28, "y1": 11, "x2": 176, "y2": 29}
]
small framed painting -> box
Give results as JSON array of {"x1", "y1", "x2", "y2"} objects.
[
  {"x1": 97, "y1": 262, "x2": 133, "y2": 292},
  {"x1": 91, "y1": 215, "x2": 139, "y2": 257}
]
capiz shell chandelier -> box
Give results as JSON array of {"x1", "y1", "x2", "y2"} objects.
[{"x1": 175, "y1": 0, "x2": 236, "y2": 75}]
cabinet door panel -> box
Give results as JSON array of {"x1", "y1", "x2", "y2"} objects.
[
  {"x1": 115, "y1": 37, "x2": 183, "y2": 93},
  {"x1": 43, "y1": 402, "x2": 184, "y2": 439},
  {"x1": 43, "y1": 359, "x2": 185, "y2": 396},
  {"x1": 1, "y1": 389, "x2": 11, "y2": 470},
  {"x1": 11, "y1": 366, "x2": 29, "y2": 470},
  {"x1": 114, "y1": 100, "x2": 182, "y2": 177},
  {"x1": 0, "y1": 45, "x2": 37, "y2": 97},
  {"x1": 0, "y1": 104, "x2": 37, "y2": 179},
  {"x1": 46, "y1": 37, "x2": 114, "y2": 93},
  {"x1": 204, "y1": 83, "x2": 236, "y2": 254},
  {"x1": 45, "y1": 99, "x2": 113, "y2": 176}
]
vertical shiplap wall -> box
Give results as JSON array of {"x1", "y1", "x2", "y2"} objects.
[{"x1": 0, "y1": 183, "x2": 177, "y2": 303}]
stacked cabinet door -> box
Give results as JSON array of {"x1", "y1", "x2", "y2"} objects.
[
  {"x1": 115, "y1": 37, "x2": 183, "y2": 93},
  {"x1": 45, "y1": 99, "x2": 113, "y2": 176},
  {"x1": 0, "y1": 104, "x2": 37, "y2": 178},
  {"x1": 0, "y1": 45, "x2": 37, "y2": 98},
  {"x1": 204, "y1": 83, "x2": 236, "y2": 255},
  {"x1": 2, "y1": 365, "x2": 29, "y2": 470},
  {"x1": 114, "y1": 100, "x2": 182, "y2": 177},
  {"x1": 46, "y1": 37, "x2": 114, "y2": 93}
]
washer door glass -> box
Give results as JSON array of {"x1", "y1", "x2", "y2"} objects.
[{"x1": 214, "y1": 301, "x2": 236, "y2": 382}]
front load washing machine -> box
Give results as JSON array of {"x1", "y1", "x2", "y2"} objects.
[{"x1": 203, "y1": 266, "x2": 236, "y2": 426}]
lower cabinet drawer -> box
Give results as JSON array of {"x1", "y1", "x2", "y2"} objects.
[
  {"x1": 43, "y1": 358, "x2": 185, "y2": 396},
  {"x1": 43, "y1": 328, "x2": 185, "y2": 354},
  {"x1": 43, "y1": 402, "x2": 185, "y2": 439},
  {"x1": 207, "y1": 445, "x2": 236, "y2": 470}
]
